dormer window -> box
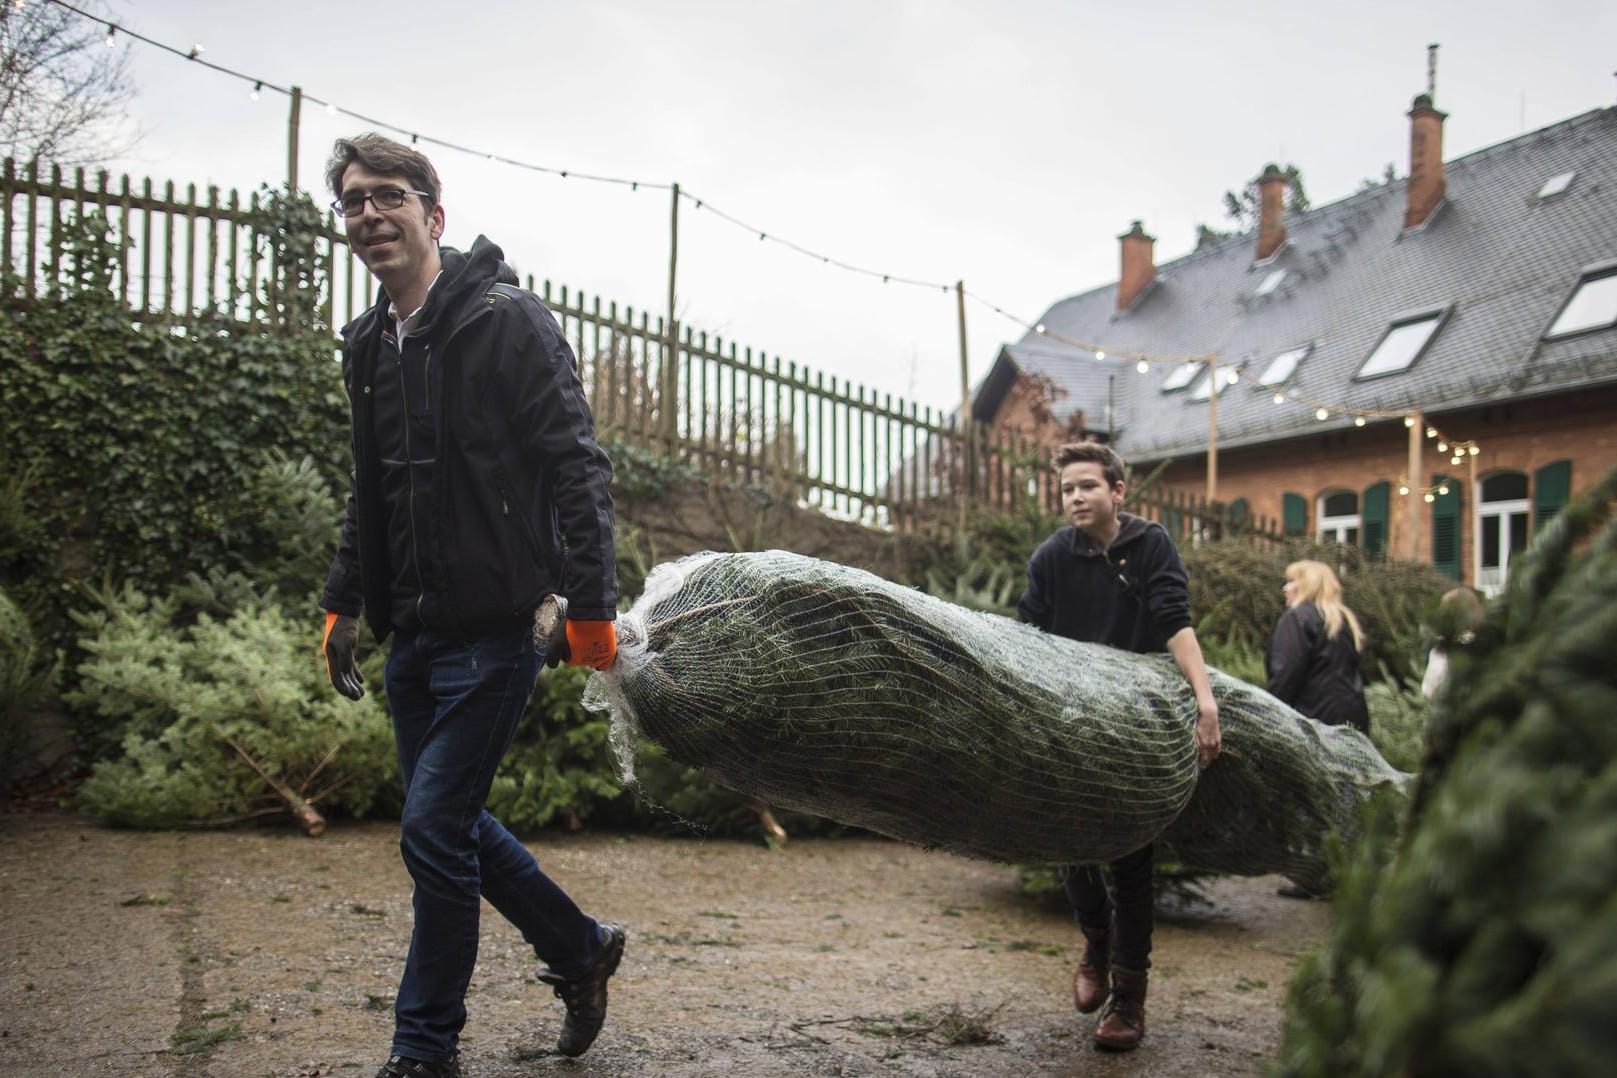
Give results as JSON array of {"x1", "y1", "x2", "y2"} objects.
[
  {"x1": 1160, "y1": 360, "x2": 1203, "y2": 392},
  {"x1": 1255, "y1": 269, "x2": 1287, "y2": 297},
  {"x1": 1545, "y1": 267, "x2": 1617, "y2": 339},
  {"x1": 1188, "y1": 364, "x2": 1240, "y2": 402},
  {"x1": 1355, "y1": 308, "x2": 1448, "y2": 379},
  {"x1": 1257, "y1": 344, "x2": 1312, "y2": 386},
  {"x1": 1536, "y1": 171, "x2": 1575, "y2": 201}
]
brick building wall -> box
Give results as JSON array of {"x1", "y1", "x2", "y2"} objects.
[{"x1": 1143, "y1": 384, "x2": 1617, "y2": 586}]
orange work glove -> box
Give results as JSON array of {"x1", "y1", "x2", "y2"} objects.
[
  {"x1": 322, "y1": 612, "x2": 365, "y2": 700},
  {"x1": 564, "y1": 619, "x2": 617, "y2": 670}
]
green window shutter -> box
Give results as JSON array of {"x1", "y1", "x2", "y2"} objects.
[
  {"x1": 1362, "y1": 481, "x2": 1390, "y2": 557},
  {"x1": 1282, "y1": 493, "x2": 1307, "y2": 537},
  {"x1": 1534, "y1": 460, "x2": 1572, "y2": 534},
  {"x1": 1431, "y1": 474, "x2": 1461, "y2": 580}
]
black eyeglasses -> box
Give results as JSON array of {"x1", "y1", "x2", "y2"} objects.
[{"x1": 331, "y1": 187, "x2": 433, "y2": 217}]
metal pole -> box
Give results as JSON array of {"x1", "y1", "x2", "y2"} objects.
[
  {"x1": 287, "y1": 86, "x2": 302, "y2": 194},
  {"x1": 1206, "y1": 355, "x2": 1219, "y2": 503},
  {"x1": 664, "y1": 182, "x2": 680, "y2": 447},
  {"x1": 1406, "y1": 410, "x2": 1424, "y2": 560},
  {"x1": 955, "y1": 280, "x2": 970, "y2": 558},
  {"x1": 1466, "y1": 448, "x2": 1478, "y2": 585},
  {"x1": 955, "y1": 280, "x2": 970, "y2": 409}
]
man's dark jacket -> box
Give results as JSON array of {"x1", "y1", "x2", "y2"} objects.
[
  {"x1": 1017, "y1": 512, "x2": 1191, "y2": 654},
  {"x1": 320, "y1": 236, "x2": 617, "y2": 642},
  {"x1": 1265, "y1": 602, "x2": 1369, "y2": 731}
]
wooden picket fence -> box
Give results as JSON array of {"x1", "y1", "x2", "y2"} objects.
[{"x1": 2, "y1": 158, "x2": 1278, "y2": 546}]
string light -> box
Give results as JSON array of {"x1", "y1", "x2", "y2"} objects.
[
  {"x1": 17, "y1": 0, "x2": 1527, "y2": 452},
  {"x1": 105, "y1": 23, "x2": 115, "y2": 47}
]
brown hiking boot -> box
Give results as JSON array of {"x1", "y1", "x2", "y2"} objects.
[
  {"x1": 1073, "y1": 925, "x2": 1111, "y2": 1014},
  {"x1": 1093, "y1": 967, "x2": 1147, "y2": 1051},
  {"x1": 537, "y1": 922, "x2": 626, "y2": 1058}
]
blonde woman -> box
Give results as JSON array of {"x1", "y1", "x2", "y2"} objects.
[{"x1": 1265, "y1": 560, "x2": 1370, "y2": 733}]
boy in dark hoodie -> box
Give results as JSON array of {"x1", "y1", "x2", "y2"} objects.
[{"x1": 1018, "y1": 442, "x2": 1221, "y2": 1052}]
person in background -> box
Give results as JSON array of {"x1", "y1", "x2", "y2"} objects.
[
  {"x1": 1421, "y1": 585, "x2": 1485, "y2": 700},
  {"x1": 1019, "y1": 442, "x2": 1221, "y2": 1053},
  {"x1": 1266, "y1": 559, "x2": 1370, "y2": 733},
  {"x1": 1266, "y1": 558, "x2": 1370, "y2": 900},
  {"x1": 318, "y1": 133, "x2": 624, "y2": 1078}
]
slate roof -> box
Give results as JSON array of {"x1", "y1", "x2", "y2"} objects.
[{"x1": 981, "y1": 106, "x2": 1617, "y2": 461}]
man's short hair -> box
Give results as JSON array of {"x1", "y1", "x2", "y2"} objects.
[
  {"x1": 1053, "y1": 442, "x2": 1126, "y2": 487},
  {"x1": 326, "y1": 133, "x2": 442, "y2": 211}
]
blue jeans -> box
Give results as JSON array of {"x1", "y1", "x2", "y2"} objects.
[
  {"x1": 1062, "y1": 843, "x2": 1155, "y2": 972},
  {"x1": 385, "y1": 626, "x2": 607, "y2": 1062}
]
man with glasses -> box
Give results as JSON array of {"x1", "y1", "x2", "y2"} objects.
[{"x1": 318, "y1": 133, "x2": 624, "y2": 1078}]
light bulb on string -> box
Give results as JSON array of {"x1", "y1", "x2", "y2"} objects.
[
  {"x1": 1315, "y1": 408, "x2": 1330, "y2": 421},
  {"x1": 1136, "y1": 360, "x2": 1149, "y2": 374},
  {"x1": 1034, "y1": 323, "x2": 1046, "y2": 334},
  {"x1": 1405, "y1": 416, "x2": 1416, "y2": 428},
  {"x1": 1095, "y1": 350, "x2": 1106, "y2": 361},
  {"x1": 106, "y1": 24, "x2": 116, "y2": 47},
  {"x1": 1426, "y1": 427, "x2": 1437, "y2": 439},
  {"x1": 1437, "y1": 441, "x2": 1447, "y2": 452},
  {"x1": 1399, "y1": 484, "x2": 1411, "y2": 495},
  {"x1": 326, "y1": 102, "x2": 337, "y2": 114},
  {"x1": 1354, "y1": 416, "x2": 1367, "y2": 427},
  {"x1": 1469, "y1": 445, "x2": 1480, "y2": 456},
  {"x1": 250, "y1": 81, "x2": 261, "y2": 101},
  {"x1": 1438, "y1": 484, "x2": 1450, "y2": 496},
  {"x1": 1272, "y1": 392, "x2": 1285, "y2": 404},
  {"x1": 1424, "y1": 492, "x2": 1436, "y2": 503}
]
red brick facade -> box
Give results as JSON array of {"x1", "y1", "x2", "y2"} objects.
[{"x1": 1143, "y1": 384, "x2": 1617, "y2": 587}]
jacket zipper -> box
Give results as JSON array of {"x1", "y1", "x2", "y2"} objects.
[{"x1": 400, "y1": 337, "x2": 429, "y2": 622}]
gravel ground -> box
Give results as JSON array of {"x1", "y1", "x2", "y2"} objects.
[{"x1": 0, "y1": 812, "x2": 1330, "y2": 1077}]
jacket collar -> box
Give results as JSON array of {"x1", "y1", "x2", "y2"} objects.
[{"x1": 1069, "y1": 511, "x2": 1152, "y2": 557}]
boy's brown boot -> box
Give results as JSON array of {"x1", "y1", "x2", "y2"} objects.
[
  {"x1": 1093, "y1": 967, "x2": 1147, "y2": 1051},
  {"x1": 1072, "y1": 925, "x2": 1111, "y2": 1014}
]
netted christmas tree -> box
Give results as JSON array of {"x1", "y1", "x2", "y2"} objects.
[
  {"x1": 584, "y1": 549, "x2": 1407, "y2": 890},
  {"x1": 1276, "y1": 466, "x2": 1617, "y2": 1076}
]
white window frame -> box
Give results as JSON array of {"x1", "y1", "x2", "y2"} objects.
[
  {"x1": 1256, "y1": 343, "x2": 1312, "y2": 387},
  {"x1": 1545, "y1": 267, "x2": 1617, "y2": 340},
  {"x1": 1161, "y1": 360, "x2": 1203, "y2": 392},
  {"x1": 1537, "y1": 171, "x2": 1575, "y2": 200},
  {"x1": 1355, "y1": 308, "x2": 1449, "y2": 380},
  {"x1": 1474, "y1": 474, "x2": 1531, "y2": 598},
  {"x1": 1317, "y1": 491, "x2": 1361, "y2": 546},
  {"x1": 1188, "y1": 364, "x2": 1240, "y2": 402},
  {"x1": 1255, "y1": 269, "x2": 1287, "y2": 297}
]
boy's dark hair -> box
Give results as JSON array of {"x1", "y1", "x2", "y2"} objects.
[
  {"x1": 326, "y1": 133, "x2": 442, "y2": 212},
  {"x1": 1053, "y1": 442, "x2": 1126, "y2": 487}
]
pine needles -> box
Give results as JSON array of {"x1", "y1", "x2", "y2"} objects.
[{"x1": 1278, "y1": 467, "x2": 1617, "y2": 1076}]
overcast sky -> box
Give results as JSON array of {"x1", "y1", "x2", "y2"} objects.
[{"x1": 90, "y1": 0, "x2": 1617, "y2": 412}]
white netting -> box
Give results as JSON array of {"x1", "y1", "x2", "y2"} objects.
[{"x1": 585, "y1": 550, "x2": 1408, "y2": 888}]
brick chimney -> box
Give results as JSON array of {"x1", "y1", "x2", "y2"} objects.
[
  {"x1": 1117, "y1": 220, "x2": 1155, "y2": 311},
  {"x1": 1255, "y1": 163, "x2": 1287, "y2": 261},
  {"x1": 1404, "y1": 93, "x2": 1448, "y2": 230}
]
